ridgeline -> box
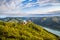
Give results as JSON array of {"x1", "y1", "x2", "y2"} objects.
[{"x1": 0, "y1": 20, "x2": 60, "y2": 40}]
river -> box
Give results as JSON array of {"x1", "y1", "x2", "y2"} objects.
[{"x1": 43, "y1": 27, "x2": 60, "y2": 36}]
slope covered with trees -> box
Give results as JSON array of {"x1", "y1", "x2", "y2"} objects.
[
  {"x1": 0, "y1": 20, "x2": 60, "y2": 40},
  {"x1": 27, "y1": 17, "x2": 60, "y2": 31}
]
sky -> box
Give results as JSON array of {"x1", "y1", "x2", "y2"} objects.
[{"x1": 0, "y1": 0, "x2": 60, "y2": 16}]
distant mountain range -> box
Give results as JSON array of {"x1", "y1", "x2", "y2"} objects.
[
  {"x1": 27, "y1": 17, "x2": 60, "y2": 31},
  {"x1": 0, "y1": 16, "x2": 60, "y2": 31}
]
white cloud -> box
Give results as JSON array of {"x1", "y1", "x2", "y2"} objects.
[
  {"x1": 0, "y1": 0, "x2": 60, "y2": 14},
  {"x1": 23, "y1": 6, "x2": 60, "y2": 14},
  {"x1": 0, "y1": 0, "x2": 23, "y2": 11}
]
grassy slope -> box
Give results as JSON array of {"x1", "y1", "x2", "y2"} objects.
[{"x1": 0, "y1": 21, "x2": 60, "y2": 40}]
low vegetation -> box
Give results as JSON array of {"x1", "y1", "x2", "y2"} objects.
[{"x1": 0, "y1": 20, "x2": 60, "y2": 40}]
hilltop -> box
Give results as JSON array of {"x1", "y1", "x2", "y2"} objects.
[
  {"x1": 0, "y1": 20, "x2": 60, "y2": 40},
  {"x1": 0, "y1": 16, "x2": 60, "y2": 31}
]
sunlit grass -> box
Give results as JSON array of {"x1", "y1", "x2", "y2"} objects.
[{"x1": 0, "y1": 20, "x2": 60, "y2": 40}]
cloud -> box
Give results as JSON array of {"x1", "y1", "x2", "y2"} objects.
[
  {"x1": 0, "y1": 0, "x2": 60, "y2": 14},
  {"x1": 0, "y1": 0, "x2": 23, "y2": 10},
  {"x1": 23, "y1": 6, "x2": 60, "y2": 14}
]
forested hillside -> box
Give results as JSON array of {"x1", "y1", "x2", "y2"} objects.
[
  {"x1": 27, "y1": 17, "x2": 60, "y2": 31},
  {"x1": 0, "y1": 20, "x2": 60, "y2": 40}
]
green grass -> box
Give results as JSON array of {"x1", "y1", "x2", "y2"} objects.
[{"x1": 0, "y1": 21, "x2": 60, "y2": 40}]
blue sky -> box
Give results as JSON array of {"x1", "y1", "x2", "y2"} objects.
[{"x1": 0, "y1": 0, "x2": 60, "y2": 15}]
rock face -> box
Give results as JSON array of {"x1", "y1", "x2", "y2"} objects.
[{"x1": 0, "y1": 21, "x2": 60, "y2": 40}]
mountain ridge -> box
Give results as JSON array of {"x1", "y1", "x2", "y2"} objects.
[{"x1": 0, "y1": 20, "x2": 60, "y2": 40}]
